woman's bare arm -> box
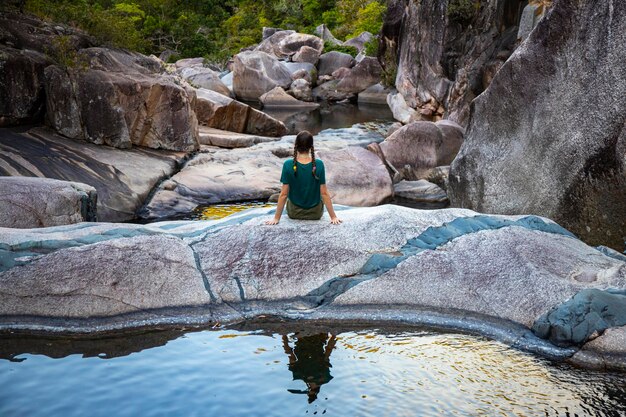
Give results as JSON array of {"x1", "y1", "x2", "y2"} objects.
[
  {"x1": 265, "y1": 184, "x2": 289, "y2": 225},
  {"x1": 320, "y1": 184, "x2": 342, "y2": 225}
]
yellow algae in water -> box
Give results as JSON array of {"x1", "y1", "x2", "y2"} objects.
[
  {"x1": 219, "y1": 333, "x2": 254, "y2": 339},
  {"x1": 193, "y1": 202, "x2": 276, "y2": 220}
]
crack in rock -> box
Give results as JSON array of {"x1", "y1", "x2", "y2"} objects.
[
  {"x1": 232, "y1": 275, "x2": 246, "y2": 301},
  {"x1": 187, "y1": 242, "x2": 218, "y2": 303}
]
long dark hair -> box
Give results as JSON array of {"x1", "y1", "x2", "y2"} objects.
[{"x1": 293, "y1": 130, "x2": 319, "y2": 179}]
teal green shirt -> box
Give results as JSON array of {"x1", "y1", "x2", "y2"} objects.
[{"x1": 280, "y1": 158, "x2": 326, "y2": 209}]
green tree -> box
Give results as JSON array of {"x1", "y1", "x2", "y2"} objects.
[{"x1": 351, "y1": 0, "x2": 385, "y2": 37}]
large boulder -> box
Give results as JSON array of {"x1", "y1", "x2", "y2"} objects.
[
  {"x1": 292, "y1": 45, "x2": 321, "y2": 65},
  {"x1": 44, "y1": 48, "x2": 199, "y2": 151},
  {"x1": 178, "y1": 66, "x2": 232, "y2": 97},
  {"x1": 380, "y1": 0, "x2": 524, "y2": 126},
  {"x1": 260, "y1": 87, "x2": 319, "y2": 109},
  {"x1": 317, "y1": 147, "x2": 393, "y2": 206},
  {"x1": 255, "y1": 30, "x2": 296, "y2": 58},
  {"x1": 0, "y1": 13, "x2": 92, "y2": 127},
  {"x1": 0, "y1": 47, "x2": 50, "y2": 126},
  {"x1": 0, "y1": 126, "x2": 184, "y2": 222},
  {"x1": 282, "y1": 62, "x2": 318, "y2": 84},
  {"x1": 358, "y1": 83, "x2": 392, "y2": 105},
  {"x1": 0, "y1": 177, "x2": 97, "y2": 228},
  {"x1": 232, "y1": 51, "x2": 293, "y2": 101},
  {"x1": 220, "y1": 71, "x2": 233, "y2": 88},
  {"x1": 262, "y1": 27, "x2": 285, "y2": 40},
  {"x1": 194, "y1": 88, "x2": 248, "y2": 132},
  {"x1": 174, "y1": 57, "x2": 204, "y2": 70},
  {"x1": 0, "y1": 12, "x2": 93, "y2": 54},
  {"x1": 255, "y1": 30, "x2": 323, "y2": 60},
  {"x1": 247, "y1": 107, "x2": 289, "y2": 137},
  {"x1": 344, "y1": 31, "x2": 374, "y2": 51},
  {"x1": 194, "y1": 88, "x2": 287, "y2": 137},
  {"x1": 277, "y1": 33, "x2": 324, "y2": 57},
  {"x1": 313, "y1": 56, "x2": 382, "y2": 101},
  {"x1": 448, "y1": 0, "x2": 626, "y2": 251},
  {"x1": 387, "y1": 91, "x2": 419, "y2": 124},
  {"x1": 317, "y1": 51, "x2": 356, "y2": 76},
  {"x1": 315, "y1": 24, "x2": 343, "y2": 47},
  {"x1": 380, "y1": 120, "x2": 464, "y2": 180},
  {"x1": 289, "y1": 79, "x2": 314, "y2": 102}
]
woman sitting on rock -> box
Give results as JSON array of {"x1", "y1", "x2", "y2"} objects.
[{"x1": 265, "y1": 131, "x2": 342, "y2": 225}]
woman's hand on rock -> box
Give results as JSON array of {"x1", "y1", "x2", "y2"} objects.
[
  {"x1": 330, "y1": 217, "x2": 342, "y2": 225},
  {"x1": 265, "y1": 218, "x2": 280, "y2": 225}
]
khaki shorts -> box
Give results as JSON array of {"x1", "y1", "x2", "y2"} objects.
[{"x1": 287, "y1": 200, "x2": 323, "y2": 220}]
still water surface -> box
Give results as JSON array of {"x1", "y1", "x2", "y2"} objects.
[
  {"x1": 1, "y1": 328, "x2": 625, "y2": 416},
  {"x1": 260, "y1": 102, "x2": 394, "y2": 135}
]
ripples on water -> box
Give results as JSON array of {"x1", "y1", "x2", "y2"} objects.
[{"x1": 1, "y1": 328, "x2": 624, "y2": 417}]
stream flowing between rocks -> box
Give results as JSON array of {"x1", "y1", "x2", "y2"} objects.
[{"x1": 1, "y1": 326, "x2": 625, "y2": 417}]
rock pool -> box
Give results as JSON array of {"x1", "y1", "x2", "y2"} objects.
[{"x1": 1, "y1": 325, "x2": 624, "y2": 417}]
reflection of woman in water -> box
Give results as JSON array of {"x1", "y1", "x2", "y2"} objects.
[{"x1": 282, "y1": 333, "x2": 337, "y2": 403}]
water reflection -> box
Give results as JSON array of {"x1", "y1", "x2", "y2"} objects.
[
  {"x1": 263, "y1": 102, "x2": 394, "y2": 135},
  {"x1": 1, "y1": 327, "x2": 625, "y2": 417},
  {"x1": 282, "y1": 333, "x2": 337, "y2": 403},
  {"x1": 0, "y1": 329, "x2": 187, "y2": 361}
]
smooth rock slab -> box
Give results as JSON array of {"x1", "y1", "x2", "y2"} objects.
[
  {"x1": 142, "y1": 123, "x2": 389, "y2": 218},
  {"x1": 0, "y1": 127, "x2": 184, "y2": 222},
  {"x1": 573, "y1": 325, "x2": 626, "y2": 370},
  {"x1": 198, "y1": 127, "x2": 279, "y2": 149},
  {"x1": 141, "y1": 148, "x2": 283, "y2": 219},
  {"x1": 335, "y1": 225, "x2": 626, "y2": 330},
  {"x1": 0, "y1": 235, "x2": 210, "y2": 317},
  {"x1": 192, "y1": 206, "x2": 473, "y2": 303},
  {"x1": 0, "y1": 177, "x2": 97, "y2": 228},
  {"x1": 1, "y1": 205, "x2": 625, "y2": 369}
]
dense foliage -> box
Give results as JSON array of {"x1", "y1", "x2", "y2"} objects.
[{"x1": 24, "y1": 0, "x2": 386, "y2": 64}]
